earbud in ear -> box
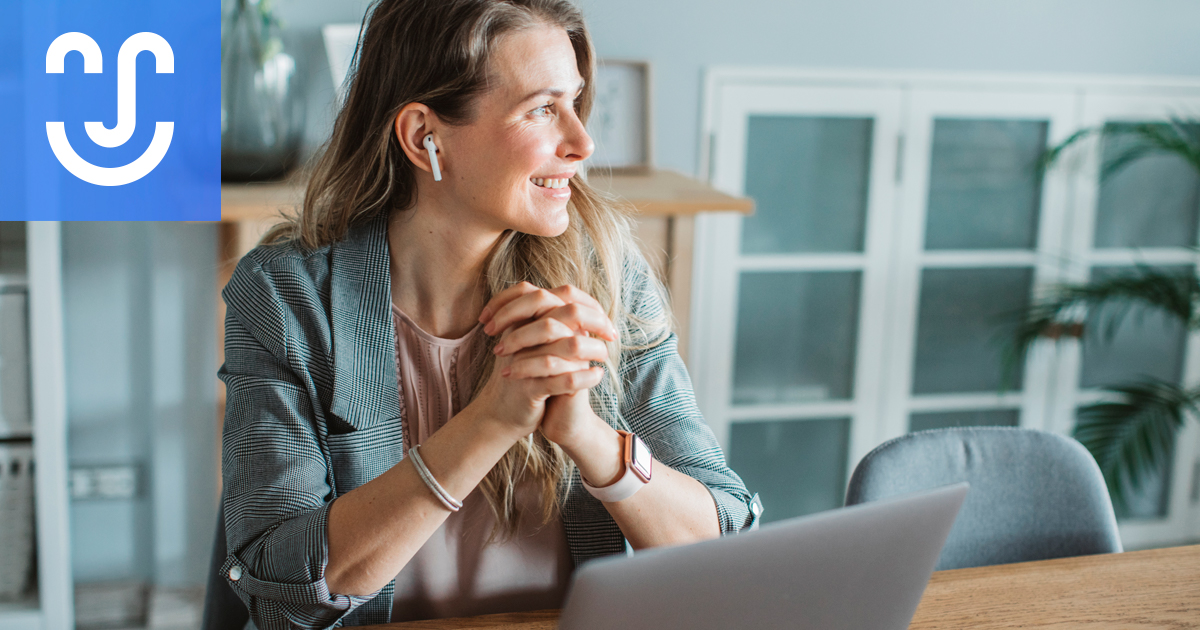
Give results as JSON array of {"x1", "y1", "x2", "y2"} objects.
[{"x1": 423, "y1": 134, "x2": 442, "y2": 182}]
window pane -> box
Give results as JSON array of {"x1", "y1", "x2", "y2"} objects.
[
  {"x1": 913, "y1": 268, "x2": 1033, "y2": 394},
  {"x1": 733, "y1": 271, "x2": 861, "y2": 404},
  {"x1": 1080, "y1": 266, "x2": 1190, "y2": 388},
  {"x1": 909, "y1": 409, "x2": 1019, "y2": 433},
  {"x1": 1094, "y1": 123, "x2": 1200, "y2": 248},
  {"x1": 729, "y1": 418, "x2": 850, "y2": 522},
  {"x1": 925, "y1": 119, "x2": 1047, "y2": 250},
  {"x1": 741, "y1": 116, "x2": 873, "y2": 253}
]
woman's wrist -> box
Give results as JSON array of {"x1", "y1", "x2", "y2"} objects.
[
  {"x1": 453, "y1": 401, "x2": 530, "y2": 448},
  {"x1": 556, "y1": 413, "x2": 625, "y2": 488}
]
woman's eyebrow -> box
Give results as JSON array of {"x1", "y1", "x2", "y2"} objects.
[{"x1": 517, "y1": 80, "x2": 586, "y2": 105}]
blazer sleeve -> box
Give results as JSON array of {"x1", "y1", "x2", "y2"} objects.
[
  {"x1": 219, "y1": 254, "x2": 379, "y2": 629},
  {"x1": 615, "y1": 252, "x2": 761, "y2": 535}
]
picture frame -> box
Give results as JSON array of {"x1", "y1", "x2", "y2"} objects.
[{"x1": 588, "y1": 60, "x2": 653, "y2": 174}]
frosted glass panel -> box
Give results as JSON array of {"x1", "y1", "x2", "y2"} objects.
[
  {"x1": 913, "y1": 268, "x2": 1034, "y2": 394},
  {"x1": 1094, "y1": 123, "x2": 1200, "y2": 248},
  {"x1": 741, "y1": 116, "x2": 873, "y2": 253},
  {"x1": 910, "y1": 409, "x2": 1019, "y2": 433},
  {"x1": 729, "y1": 418, "x2": 850, "y2": 522},
  {"x1": 1080, "y1": 266, "x2": 1190, "y2": 388},
  {"x1": 925, "y1": 119, "x2": 1047, "y2": 250},
  {"x1": 733, "y1": 271, "x2": 861, "y2": 404}
]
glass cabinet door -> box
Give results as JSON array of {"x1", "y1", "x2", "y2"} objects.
[
  {"x1": 881, "y1": 91, "x2": 1077, "y2": 445},
  {"x1": 696, "y1": 85, "x2": 902, "y2": 522}
]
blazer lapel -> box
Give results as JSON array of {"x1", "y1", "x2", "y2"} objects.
[{"x1": 328, "y1": 214, "x2": 403, "y2": 429}]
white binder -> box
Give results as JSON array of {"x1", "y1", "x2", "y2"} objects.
[{"x1": 0, "y1": 278, "x2": 31, "y2": 438}]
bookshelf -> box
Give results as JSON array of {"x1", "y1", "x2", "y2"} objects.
[{"x1": 0, "y1": 223, "x2": 73, "y2": 630}]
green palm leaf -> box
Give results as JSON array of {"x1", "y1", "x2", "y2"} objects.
[
  {"x1": 1074, "y1": 381, "x2": 1198, "y2": 513},
  {"x1": 1041, "y1": 116, "x2": 1200, "y2": 179},
  {"x1": 1007, "y1": 267, "x2": 1199, "y2": 379},
  {"x1": 1016, "y1": 115, "x2": 1200, "y2": 513}
]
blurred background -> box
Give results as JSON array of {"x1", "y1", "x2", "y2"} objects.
[{"x1": 3, "y1": 0, "x2": 1200, "y2": 627}]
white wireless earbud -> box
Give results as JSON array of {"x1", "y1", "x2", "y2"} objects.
[{"x1": 423, "y1": 134, "x2": 442, "y2": 181}]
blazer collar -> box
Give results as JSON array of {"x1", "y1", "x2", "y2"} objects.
[{"x1": 328, "y1": 213, "x2": 403, "y2": 429}]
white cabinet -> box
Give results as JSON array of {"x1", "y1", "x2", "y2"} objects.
[
  {"x1": 0, "y1": 223, "x2": 73, "y2": 629},
  {"x1": 695, "y1": 69, "x2": 1200, "y2": 549}
]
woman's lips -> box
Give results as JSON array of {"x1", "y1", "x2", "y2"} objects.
[{"x1": 530, "y1": 175, "x2": 573, "y2": 199}]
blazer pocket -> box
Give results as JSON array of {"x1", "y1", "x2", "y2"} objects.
[{"x1": 327, "y1": 414, "x2": 356, "y2": 436}]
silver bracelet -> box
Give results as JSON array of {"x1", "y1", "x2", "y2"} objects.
[{"x1": 408, "y1": 444, "x2": 462, "y2": 512}]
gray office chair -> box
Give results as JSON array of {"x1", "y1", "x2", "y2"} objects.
[
  {"x1": 201, "y1": 503, "x2": 250, "y2": 630},
  {"x1": 845, "y1": 427, "x2": 1122, "y2": 570}
]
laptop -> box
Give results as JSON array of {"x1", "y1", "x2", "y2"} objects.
[{"x1": 558, "y1": 482, "x2": 969, "y2": 630}]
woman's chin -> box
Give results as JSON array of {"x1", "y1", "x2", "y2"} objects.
[{"x1": 518, "y1": 206, "x2": 571, "y2": 238}]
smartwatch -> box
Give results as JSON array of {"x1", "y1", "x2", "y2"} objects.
[{"x1": 583, "y1": 430, "x2": 653, "y2": 503}]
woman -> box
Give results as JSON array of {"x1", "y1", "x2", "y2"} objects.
[{"x1": 218, "y1": 0, "x2": 758, "y2": 627}]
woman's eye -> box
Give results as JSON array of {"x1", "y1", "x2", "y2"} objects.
[{"x1": 532, "y1": 104, "x2": 553, "y2": 117}]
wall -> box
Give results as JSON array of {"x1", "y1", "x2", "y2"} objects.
[
  {"x1": 64, "y1": 223, "x2": 218, "y2": 587},
  {"x1": 272, "y1": 0, "x2": 1200, "y2": 174}
]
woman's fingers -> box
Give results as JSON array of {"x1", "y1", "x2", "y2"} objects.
[
  {"x1": 494, "y1": 317, "x2": 573, "y2": 356},
  {"x1": 520, "y1": 366, "x2": 605, "y2": 397},
  {"x1": 478, "y1": 282, "x2": 539, "y2": 326},
  {"x1": 546, "y1": 285, "x2": 605, "y2": 317},
  {"x1": 547, "y1": 302, "x2": 617, "y2": 340},
  {"x1": 501, "y1": 354, "x2": 593, "y2": 379},
  {"x1": 494, "y1": 306, "x2": 615, "y2": 356},
  {"x1": 481, "y1": 284, "x2": 567, "y2": 336},
  {"x1": 501, "y1": 334, "x2": 610, "y2": 369},
  {"x1": 480, "y1": 283, "x2": 612, "y2": 336}
]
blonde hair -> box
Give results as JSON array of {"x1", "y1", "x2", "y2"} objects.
[{"x1": 262, "y1": 0, "x2": 669, "y2": 538}]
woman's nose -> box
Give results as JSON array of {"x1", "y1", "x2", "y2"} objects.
[{"x1": 559, "y1": 110, "x2": 594, "y2": 162}]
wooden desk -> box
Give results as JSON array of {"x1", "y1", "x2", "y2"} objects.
[
  {"x1": 909, "y1": 544, "x2": 1200, "y2": 629},
  {"x1": 366, "y1": 545, "x2": 1200, "y2": 629}
]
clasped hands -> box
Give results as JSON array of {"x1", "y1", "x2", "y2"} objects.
[{"x1": 472, "y1": 282, "x2": 620, "y2": 469}]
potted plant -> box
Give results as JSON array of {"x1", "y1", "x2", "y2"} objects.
[
  {"x1": 221, "y1": 0, "x2": 306, "y2": 181},
  {"x1": 1014, "y1": 118, "x2": 1200, "y2": 512}
]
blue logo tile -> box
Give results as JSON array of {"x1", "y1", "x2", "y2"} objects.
[{"x1": 1, "y1": 0, "x2": 220, "y2": 220}]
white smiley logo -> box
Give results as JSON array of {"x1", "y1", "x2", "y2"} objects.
[{"x1": 45, "y1": 32, "x2": 174, "y2": 187}]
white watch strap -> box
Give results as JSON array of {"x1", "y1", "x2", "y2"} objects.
[{"x1": 583, "y1": 462, "x2": 646, "y2": 503}]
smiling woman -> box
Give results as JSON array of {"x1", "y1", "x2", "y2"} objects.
[{"x1": 214, "y1": 1, "x2": 759, "y2": 628}]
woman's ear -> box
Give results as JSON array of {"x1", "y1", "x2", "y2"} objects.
[{"x1": 394, "y1": 103, "x2": 442, "y2": 178}]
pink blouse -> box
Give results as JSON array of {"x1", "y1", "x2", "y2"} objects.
[{"x1": 389, "y1": 304, "x2": 573, "y2": 622}]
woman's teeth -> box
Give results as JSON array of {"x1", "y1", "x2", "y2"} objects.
[{"x1": 531, "y1": 177, "x2": 569, "y2": 189}]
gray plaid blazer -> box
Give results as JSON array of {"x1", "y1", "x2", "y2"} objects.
[{"x1": 218, "y1": 215, "x2": 759, "y2": 628}]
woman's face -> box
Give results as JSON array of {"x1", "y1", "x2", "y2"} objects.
[{"x1": 435, "y1": 25, "x2": 594, "y2": 238}]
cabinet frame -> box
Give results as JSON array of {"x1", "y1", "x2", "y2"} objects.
[{"x1": 696, "y1": 67, "x2": 1200, "y2": 548}]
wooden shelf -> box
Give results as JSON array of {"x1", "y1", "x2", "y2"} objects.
[
  {"x1": 590, "y1": 169, "x2": 753, "y2": 217},
  {"x1": 219, "y1": 168, "x2": 753, "y2": 223},
  {"x1": 221, "y1": 180, "x2": 303, "y2": 224}
]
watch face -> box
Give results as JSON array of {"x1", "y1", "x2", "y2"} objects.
[{"x1": 630, "y1": 435, "x2": 653, "y2": 482}]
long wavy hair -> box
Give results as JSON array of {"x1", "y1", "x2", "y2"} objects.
[{"x1": 262, "y1": 0, "x2": 669, "y2": 538}]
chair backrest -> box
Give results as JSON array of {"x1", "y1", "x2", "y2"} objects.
[
  {"x1": 201, "y1": 502, "x2": 250, "y2": 630},
  {"x1": 844, "y1": 427, "x2": 1122, "y2": 570}
]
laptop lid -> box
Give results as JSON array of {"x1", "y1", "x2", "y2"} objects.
[{"x1": 558, "y1": 482, "x2": 969, "y2": 630}]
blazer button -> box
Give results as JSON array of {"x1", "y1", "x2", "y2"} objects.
[{"x1": 228, "y1": 565, "x2": 243, "y2": 581}]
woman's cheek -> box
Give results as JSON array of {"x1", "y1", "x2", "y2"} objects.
[{"x1": 509, "y1": 125, "x2": 558, "y2": 163}]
